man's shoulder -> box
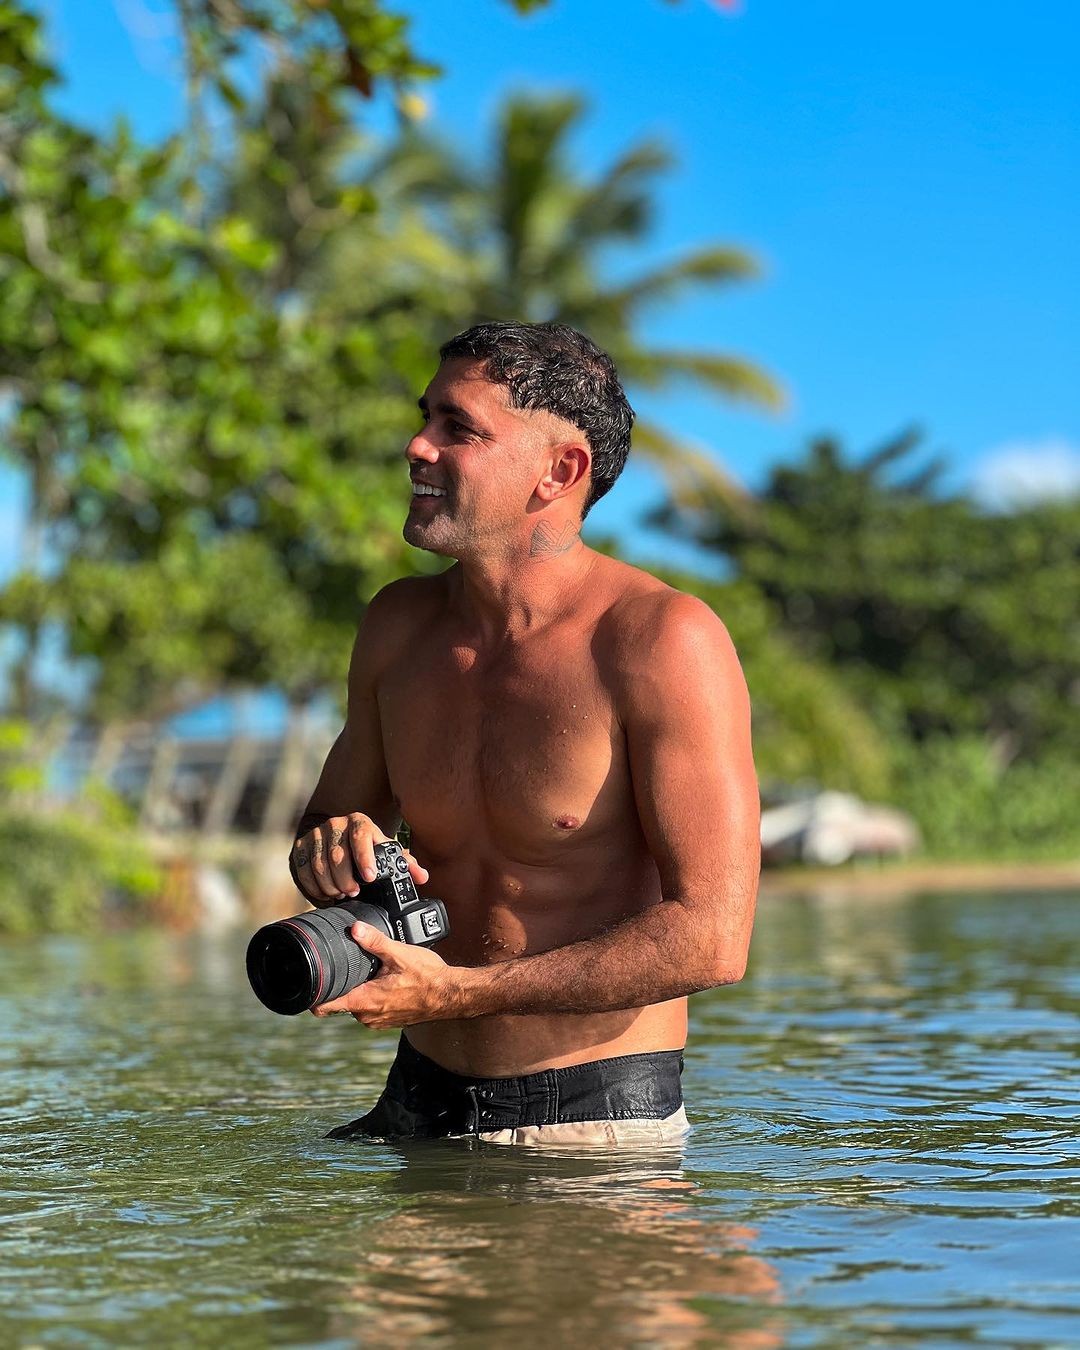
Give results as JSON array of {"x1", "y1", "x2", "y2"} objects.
[
  {"x1": 353, "y1": 571, "x2": 450, "y2": 674},
  {"x1": 590, "y1": 559, "x2": 741, "y2": 702},
  {"x1": 367, "y1": 570, "x2": 450, "y2": 623},
  {"x1": 592, "y1": 556, "x2": 728, "y2": 652}
]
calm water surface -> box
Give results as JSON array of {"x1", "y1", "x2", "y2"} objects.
[{"x1": 2, "y1": 889, "x2": 1078, "y2": 1348}]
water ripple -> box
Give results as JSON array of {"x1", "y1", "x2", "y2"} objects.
[{"x1": 1, "y1": 890, "x2": 1078, "y2": 1347}]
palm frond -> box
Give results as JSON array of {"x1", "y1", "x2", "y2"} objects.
[
  {"x1": 300, "y1": 91, "x2": 785, "y2": 505},
  {"x1": 560, "y1": 140, "x2": 673, "y2": 244},
  {"x1": 620, "y1": 349, "x2": 787, "y2": 411},
  {"x1": 365, "y1": 129, "x2": 473, "y2": 207},
  {"x1": 496, "y1": 95, "x2": 586, "y2": 274},
  {"x1": 631, "y1": 419, "x2": 757, "y2": 516},
  {"x1": 597, "y1": 245, "x2": 762, "y2": 315},
  {"x1": 860, "y1": 425, "x2": 923, "y2": 476}
]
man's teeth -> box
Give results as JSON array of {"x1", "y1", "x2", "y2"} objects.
[{"x1": 412, "y1": 483, "x2": 447, "y2": 496}]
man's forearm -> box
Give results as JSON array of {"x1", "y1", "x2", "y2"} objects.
[{"x1": 450, "y1": 895, "x2": 753, "y2": 1019}]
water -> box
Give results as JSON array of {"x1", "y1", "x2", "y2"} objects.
[{"x1": 2, "y1": 889, "x2": 1078, "y2": 1348}]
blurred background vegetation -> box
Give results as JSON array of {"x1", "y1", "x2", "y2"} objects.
[{"x1": 0, "y1": 0, "x2": 1077, "y2": 931}]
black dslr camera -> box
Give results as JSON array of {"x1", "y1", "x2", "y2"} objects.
[{"x1": 246, "y1": 840, "x2": 450, "y2": 1015}]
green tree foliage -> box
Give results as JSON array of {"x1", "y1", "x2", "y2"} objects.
[
  {"x1": 0, "y1": 0, "x2": 439, "y2": 723},
  {"x1": 653, "y1": 430, "x2": 1080, "y2": 760},
  {"x1": 1, "y1": 1, "x2": 782, "y2": 731},
  {"x1": 0, "y1": 0, "x2": 473, "y2": 906},
  {"x1": 0, "y1": 719, "x2": 160, "y2": 932},
  {"x1": 4, "y1": 1, "x2": 910, "y2": 868},
  {"x1": 891, "y1": 737, "x2": 1080, "y2": 861}
]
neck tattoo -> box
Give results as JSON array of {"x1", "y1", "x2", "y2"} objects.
[{"x1": 529, "y1": 521, "x2": 579, "y2": 558}]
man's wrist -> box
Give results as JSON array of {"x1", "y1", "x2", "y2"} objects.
[{"x1": 444, "y1": 964, "x2": 497, "y2": 1020}]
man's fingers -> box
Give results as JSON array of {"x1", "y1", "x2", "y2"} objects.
[
  {"x1": 325, "y1": 819, "x2": 358, "y2": 895},
  {"x1": 291, "y1": 844, "x2": 317, "y2": 900},
  {"x1": 404, "y1": 850, "x2": 429, "y2": 884},
  {"x1": 307, "y1": 825, "x2": 344, "y2": 900},
  {"x1": 348, "y1": 813, "x2": 385, "y2": 883},
  {"x1": 297, "y1": 814, "x2": 428, "y2": 896},
  {"x1": 311, "y1": 991, "x2": 367, "y2": 1018},
  {"x1": 310, "y1": 979, "x2": 380, "y2": 1021}
]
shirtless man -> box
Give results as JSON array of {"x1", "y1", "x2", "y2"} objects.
[{"x1": 290, "y1": 322, "x2": 760, "y2": 1145}]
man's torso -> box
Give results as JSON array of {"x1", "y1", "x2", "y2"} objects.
[{"x1": 372, "y1": 552, "x2": 688, "y2": 1075}]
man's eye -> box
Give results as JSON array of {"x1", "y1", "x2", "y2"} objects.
[{"x1": 449, "y1": 420, "x2": 471, "y2": 437}]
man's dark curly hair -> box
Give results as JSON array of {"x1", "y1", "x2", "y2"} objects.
[{"x1": 439, "y1": 321, "x2": 634, "y2": 518}]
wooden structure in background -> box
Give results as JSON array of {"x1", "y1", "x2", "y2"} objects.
[{"x1": 64, "y1": 716, "x2": 335, "y2": 841}]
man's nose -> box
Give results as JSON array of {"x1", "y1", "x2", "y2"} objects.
[{"x1": 405, "y1": 430, "x2": 439, "y2": 464}]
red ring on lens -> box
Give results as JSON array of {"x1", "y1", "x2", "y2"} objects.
[{"x1": 280, "y1": 919, "x2": 326, "y2": 1006}]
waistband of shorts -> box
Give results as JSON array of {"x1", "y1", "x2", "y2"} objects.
[{"x1": 397, "y1": 1033, "x2": 684, "y2": 1121}]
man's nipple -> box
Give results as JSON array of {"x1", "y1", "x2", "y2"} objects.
[{"x1": 554, "y1": 814, "x2": 581, "y2": 831}]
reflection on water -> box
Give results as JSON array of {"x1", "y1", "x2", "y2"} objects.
[
  {"x1": 325, "y1": 1144, "x2": 781, "y2": 1347},
  {"x1": 1, "y1": 890, "x2": 1078, "y2": 1347}
]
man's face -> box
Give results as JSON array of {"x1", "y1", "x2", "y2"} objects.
[{"x1": 403, "y1": 358, "x2": 573, "y2": 557}]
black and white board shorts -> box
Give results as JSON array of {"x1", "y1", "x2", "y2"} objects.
[{"x1": 327, "y1": 1034, "x2": 690, "y2": 1147}]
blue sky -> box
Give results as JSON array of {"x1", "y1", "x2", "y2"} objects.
[{"x1": 4, "y1": 0, "x2": 1079, "y2": 584}]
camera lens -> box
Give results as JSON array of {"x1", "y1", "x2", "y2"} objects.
[
  {"x1": 246, "y1": 922, "x2": 320, "y2": 1015},
  {"x1": 245, "y1": 901, "x2": 387, "y2": 1015},
  {"x1": 265, "y1": 928, "x2": 313, "y2": 999}
]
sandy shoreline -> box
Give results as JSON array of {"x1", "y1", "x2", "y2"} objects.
[{"x1": 759, "y1": 858, "x2": 1080, "y2": 898}]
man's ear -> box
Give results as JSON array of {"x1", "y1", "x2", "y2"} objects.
[{"x1": 535, "y1": 443, "x2": 590, "y2": 505}]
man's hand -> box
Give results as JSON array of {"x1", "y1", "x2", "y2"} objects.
[
  {"x1": 310, "y1": 922, "x2": 462, "y2": 1028},
  {"x1": 291, "y1": 813, "x2": 429, "y2": 907}
]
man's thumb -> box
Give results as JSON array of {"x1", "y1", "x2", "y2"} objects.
[{"x1": 351, "y1": 921, "x2": 392, "y2": 955}]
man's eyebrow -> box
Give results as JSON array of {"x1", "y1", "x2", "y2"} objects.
[{"x1": 417, "y1": 396, "x2": 494, "y2": 437}]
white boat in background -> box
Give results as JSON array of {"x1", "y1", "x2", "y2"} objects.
[{"x1": 760, "y1": 789, "x2": 920, "y2": 867}]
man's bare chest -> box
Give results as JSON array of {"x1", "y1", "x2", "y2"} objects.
[{"x1": 376, "y1": 637, "x2": 630, "y2": 860}]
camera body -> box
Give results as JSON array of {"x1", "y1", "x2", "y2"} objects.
[
  {"x1": 246, "y1": 840, "x2": 450, "y2": 1016},
  {"x1": 361, "y1": 841, "x2": 450, "y2": 947}
]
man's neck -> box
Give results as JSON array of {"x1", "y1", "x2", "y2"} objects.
[{"x1": 451, "y1": 516, "x2": 598, "y2": 645}]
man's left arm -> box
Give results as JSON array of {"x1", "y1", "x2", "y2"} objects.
[{"x1": 314, "y1": 593, "x2": 760, "y2": 1027}]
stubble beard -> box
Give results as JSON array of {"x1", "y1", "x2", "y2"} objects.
[
  {"x1": 404, "y1": 497, "x2": 520, "y2": 563},
  {"x1": 403, "y1": 500, "x2": 463, "y2": 556}
]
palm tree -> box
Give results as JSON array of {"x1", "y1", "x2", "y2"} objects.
[{"x1": 324, "y1": 93, "x2": 785, "y2": 502}]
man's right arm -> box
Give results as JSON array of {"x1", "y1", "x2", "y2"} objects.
[{"x1": 290, "y1": 583, "x2": 427, "y2": 904}]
